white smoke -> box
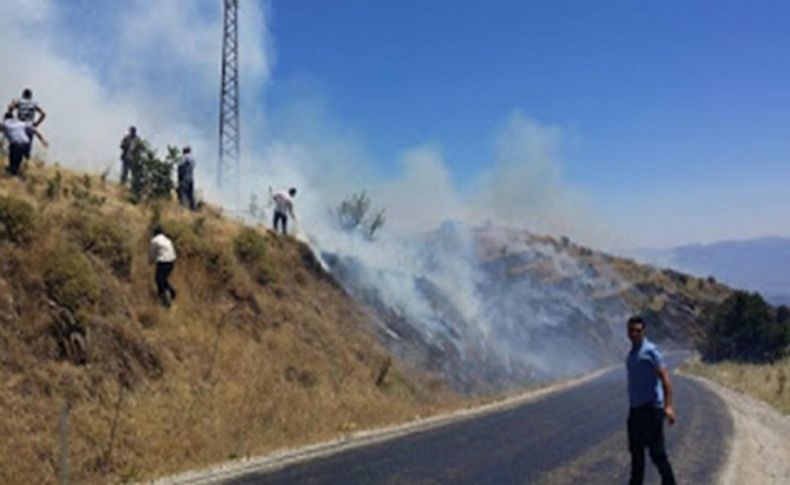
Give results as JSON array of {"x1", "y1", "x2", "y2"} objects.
[{"x1": 1, "y1": 0, "x2": 628, "y2": 390}]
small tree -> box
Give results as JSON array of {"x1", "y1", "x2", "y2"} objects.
[
  {"x1": 336, "y1": 191, "x2": 386, "y2": 239},
  {"x1": 129, "y1": 141, "x2": 176, "y2": 203}
]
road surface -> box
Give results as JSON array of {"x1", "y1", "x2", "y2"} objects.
[{"x1": 229, "y1": 364, "x2": 733, "y2": 484}]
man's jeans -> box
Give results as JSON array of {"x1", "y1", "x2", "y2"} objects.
[
  {"x1": 8, "y1": 143, "x2": 27, "y2": 176},
  {"x1": 155, "y1": 261, "x2": 176, "y2": 307},
  {"x1": 628, "y1": 405, "x2": 676, "y2": 485}
]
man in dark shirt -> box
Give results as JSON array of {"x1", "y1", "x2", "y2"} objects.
[
  {"x1": 119, "y1": 126, "x2": 139, "y2": 185},
  {"x1": 177, "y1": 146, "x2": 196, "y2": 211},
  {"x1": 626, "y1": 316, "x2": 677, "y2": 485}
]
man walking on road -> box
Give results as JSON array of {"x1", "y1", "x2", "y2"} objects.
[
  {"x1": 626, "y1": 316, "x2": 677, "y2": 485},
  {"x1": 148, "y1": 225, "x2": 177, "y2": 308}
]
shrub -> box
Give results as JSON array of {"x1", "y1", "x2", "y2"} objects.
[
  {"x1": 234, "y1": 228, "x2": 267, "y2": 264},
  {"x1": 129, "y1": 141, "x2": 176, "y2": 203},
  {"x1": 161, "y1": 219, "x2": 235, "y2": 285},
  {"x1": 0, "y1": 195, "x2": 37, "y2": 244},
  {"x1": 698, "y1": 291, "x2": 790, "y2": 363},
  {"x1": 43, "y1": 243, "x2": 101, "y2": 313},
  {"x1": 203, "y1": 245, "x2": 234, "y2": 284},
  {"x1": 160, "y1": 220, "x2": 201, "y2": 257},
  {"x1": 336, "y1": 191, "x2": 386, "y2": 239},
  {"x1": 234, "y1": 228, "x2": 276, "y2": 285},
  {"x1": 66, "y1": 214, "x2": 133, "y2": 280}
]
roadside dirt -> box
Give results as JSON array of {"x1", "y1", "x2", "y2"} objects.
[{"x1": 689, "y1": 376, "x2": 790, "y2": 484}]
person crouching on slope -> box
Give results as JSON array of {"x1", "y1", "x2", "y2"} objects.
[
  {"x1": 1, "y1": 111, "x2": 48, "y2": 177},
  {"x1": 272, "y1": 187, "x2": 297, "y2": 235},
  {"x1": 625, "y1": 315, "x2": 677, "y2": 485},
  {"x1": 148, "y1": 225, "x2": 177, "y2": 308}
]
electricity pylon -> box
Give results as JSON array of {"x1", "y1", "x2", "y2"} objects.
[{"x1": 218, "y1": 0, "x2": 240, "y2": 194}]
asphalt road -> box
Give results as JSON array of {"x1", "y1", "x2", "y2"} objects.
[{"x1": 229, "y1": 361, "x2": 733, "y2": 484}]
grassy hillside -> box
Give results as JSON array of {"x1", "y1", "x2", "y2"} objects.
[{"x1": 0, "y1": 163, "x2": 457, "y2": 484}]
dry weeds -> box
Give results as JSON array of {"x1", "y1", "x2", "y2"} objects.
[
  {"x1": 0, "y1": 164, "x2": 458, "y2": 484},
  {"x1": 682, "y1": 355, "x2": 790, "y2": 414}
]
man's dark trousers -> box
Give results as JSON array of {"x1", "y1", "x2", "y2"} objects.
[
  {"x1": 178, "y1": 181, "x2": 195, "y2": 210},
  {"x1": 8, "y1": 143, "x2": 27, "y2": 176},
  {"x1": 273, "y1": 210, "x2": 288, "y2": 234},
  {"x1": 628, "y1": 405, "x2": 676, "y2": 485},
  {"x1": 155, "y1": 261, "x2": 176, "y2": 307}
]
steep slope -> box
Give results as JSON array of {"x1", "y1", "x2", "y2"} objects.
[
  {"x1": 0, "y1": 165, "x2": 456, "y2": 484},
  {"x1": 323, "y1": 223, "x2": 733, "y2": 393}
]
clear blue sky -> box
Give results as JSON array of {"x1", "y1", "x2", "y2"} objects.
[{"x1": 264, "y1": 0, "x2": 790, "y2": 246}]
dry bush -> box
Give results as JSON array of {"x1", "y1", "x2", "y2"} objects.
[
  {"x1": 0, "y1": 194, "x2": 37, "y2": 244},
  {"x1": 65, "y1": 212, "x2": 133, "y2": 280},
  {"x1": 234, "y1": 227, "x2": 277, "y2": 285},
  {"x1": 42, "y1": 242, "x2": 101, "y2": 313}
]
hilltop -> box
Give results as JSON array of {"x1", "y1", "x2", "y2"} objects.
[{"x1": 0, "y1": 163, "x2": 457, "y2": 484}]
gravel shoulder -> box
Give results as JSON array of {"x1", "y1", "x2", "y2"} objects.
[{"x1": 686, "y1": 375, "x2": 790, "y2": 485}]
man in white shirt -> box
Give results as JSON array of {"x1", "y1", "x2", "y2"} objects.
[
  {"x1": 1, "y1": 111, "x2": 48, "y2": 176},
  {"x1": 272, "y1": 187, "x2": 297, "y2": 235},
  {"x1": 7, "y1": 89, "x2": 46, "y2": 160},
  {"x1": 148, "y1": 225, "x2": 177, "y2": 307}
]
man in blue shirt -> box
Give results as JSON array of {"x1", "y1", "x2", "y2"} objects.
[{"x1": 626, "y1": 316, "x2": 676, "y2": 485}]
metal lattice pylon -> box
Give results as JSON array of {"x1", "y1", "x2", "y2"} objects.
[{"x1": 218, "y1": 0, "x2": 240, "y2": 191}]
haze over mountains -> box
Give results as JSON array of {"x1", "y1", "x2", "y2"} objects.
[{"x1": 631, "y1": 236, "x2": 790, "y2": 306}]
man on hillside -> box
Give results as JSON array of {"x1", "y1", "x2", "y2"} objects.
[
  {"x1": 148, "y1": 225, "x2": 177, "y2": 308},
  {"x1": 177, "y1": 146, "x2": 196, "y2": 211},
  {"x1": 272, "y1": 187, "x2": 297, "y2": 235},
  {"x1": 625, "y1": 316, "x2": 677, "y2": 485},
  {"x1": 7, "y1": 89, "x2": 46, "y2": 160},
  {"x1": 119, "y1": 126, "x2": 140, "y2": 185},
  {"x1": 1, "y1": 111, "x2": 48, "y2": 177}
]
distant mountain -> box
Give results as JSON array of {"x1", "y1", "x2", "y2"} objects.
[{"x1": 632, "y1": 236, "x2": 790, "y2": 306}]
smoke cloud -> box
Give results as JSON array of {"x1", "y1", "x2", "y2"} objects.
[{"x1": 2, "y1": 1, "x2": 626, "y2": 390}]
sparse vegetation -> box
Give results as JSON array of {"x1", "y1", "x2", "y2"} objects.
[
  {"x1": 0, "y1": 163, "x2": 456, "y2": 484},
  {"x1": 336, "y1": 191, "x2": 386, "y2": 239}
]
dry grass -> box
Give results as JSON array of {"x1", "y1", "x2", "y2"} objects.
[
  {"x1": 682, "y1": 355, "x2": 790, "y2": 415},
  {"x1": 0, "y1": 163, "x2": 458, "y2": 484}
]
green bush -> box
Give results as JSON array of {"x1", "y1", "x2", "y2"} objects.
[
  {"x1": 698, "y1": 291, "x2": 790, "y2": 363},
  {"x1": 66, "y1": 214, "x2": 133, "y2": 280},
  {"x1": 0, "y1": 195, "x2": 37, "y2": 244},
  {"x1": 43, "y1": 243, "x2": 101, "y2": 313},
  {"x1": 129, "y1": 141, "x2": 176, "y2": 203}
]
